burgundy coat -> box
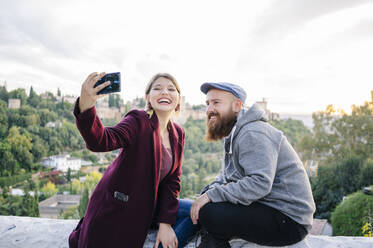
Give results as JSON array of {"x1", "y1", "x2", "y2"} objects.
[{"x1": 69, "y1": 99, "x2": 185, "y2": 248}]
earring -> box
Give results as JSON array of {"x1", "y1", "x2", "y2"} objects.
[
  {"x1": 175, "y1": 104, "x2": 180, "y2": 112},
  {"x1": 147, "y1": 102, "x2": 153, "y2": 110}
]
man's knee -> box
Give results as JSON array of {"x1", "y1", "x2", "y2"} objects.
[{"x1": 198, "y1": 202, "x2": 214, "y2": 226}]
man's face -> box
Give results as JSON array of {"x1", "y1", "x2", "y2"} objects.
[{"x1": 205, "y1": 89, "x2": 241, "y2": 141}]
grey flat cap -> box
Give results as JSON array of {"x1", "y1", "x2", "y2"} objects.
[{"x1": 200, "y1": 82, "x2": 247, "y2": 103}]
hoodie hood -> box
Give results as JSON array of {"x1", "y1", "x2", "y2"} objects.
[
  {"x1": 236, "y1": 103, "x2": 268, "y2": 129},
  {"x1": 226, "y1": 103, "x2": 268, "y2": 154}
]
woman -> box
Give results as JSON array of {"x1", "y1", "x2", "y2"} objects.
[{"x1": 69, "y1": 72, "x2": 197, "y2": 248}]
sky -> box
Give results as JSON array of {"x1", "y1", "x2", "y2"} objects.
[{"x1": 0, "y1": 0, "x2": 372, "y2": 114}]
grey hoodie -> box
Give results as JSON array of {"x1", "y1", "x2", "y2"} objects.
[{"x1": 206, "y1": 103, "x2": 316, "y2": 230}]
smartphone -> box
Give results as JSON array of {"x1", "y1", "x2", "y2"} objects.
[{"x1": 94, "y1": 72, "x2": 121, "y2": 95}]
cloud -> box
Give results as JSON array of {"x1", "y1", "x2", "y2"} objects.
[
  {"x1": 236, "y1": 0, "x2": 371, "y2": 68},
  {"x1": 250, "y1": 0, "x2": 371, "y2": 40},
  {"x1": 0, "y1": 1, "x2": 85, "y2": 58},
  {"x1": 0, "y1": 1, "x2": 371, "y2": 113}
]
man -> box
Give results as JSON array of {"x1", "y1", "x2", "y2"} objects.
[{"x1": 190, "y1": 82, "x2": 315, "y2": 247}]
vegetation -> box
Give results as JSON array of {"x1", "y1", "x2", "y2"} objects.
[
  {"x1": 179, "y1": 117, "x2": 223, "y2": 198},
  {"x1": 0, "y1": 173, "x2": 31, "y2": 187},
  {"x1": 59, "y1": 205, "x2": 79, "y2": 219},
  {"x1": 40, "y1": 181, "x2": 58, "y2": 198},
  {"x1": 302, "y1": 92, "x2": 373, "y2": 224},
  {"x1": 311, "y1": 156, "x2": 373, "y2": 220},
  {"x1": 270, "y1": 118, "x2": 311, "y2": 150},
  {"x1": 0, "y1": 190, "x2": 39, "y2": 217},
  {"x1": 331, "y1": 190, "x2": 373, "y2": 236},
  {"x1": 79, "y1": 187, "x2": 89, "y2": 218},
  {"x1": 297, "y1": 92, "x2": 373, "y2": 163},
  {"x1": 0, "y1": 85, "x2": 86, "y2": 178}
]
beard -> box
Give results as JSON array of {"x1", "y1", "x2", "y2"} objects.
[{"x1": 205, "y1": 109, "x2": 237, "y2": 142}]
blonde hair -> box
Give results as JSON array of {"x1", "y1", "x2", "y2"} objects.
[{"x1": 145, "y1": 73, "x2": 181, "y2": 114}]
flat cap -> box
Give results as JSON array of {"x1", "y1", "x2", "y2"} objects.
[{"x1": 200, "y1": 82, "x2": 246, "y2": 103}]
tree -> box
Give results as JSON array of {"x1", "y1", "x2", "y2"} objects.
[
  {"x1": 41, "y1": 181, "x2": 58, "y2": 199},
  {"x1": 270, "y1": 118, "x2": 311, "y2": 149},
  {"x1": 331, "y1": 190, "x2": 373, "y2": 236},
  {"x1": 83, "y1": 171, "x2": 102, "y2": 193},
  {"x1": 0, "y1": 85, "x2": 9, "y2": 102},
  {"x1": 71, "y1": 179, "x2": 82, "y2": 194},
  {"x1": 114, "y1": 94, "x2": 121, "y2": 108},
  {"x1": 30, "y1": 135, "x2": 47, "y2": 162},
  {"x1": 79, "y1": 187, "x2": 89, "y2": 218},
  {"x1": 109, "y1": 94, "x2": 115, "y2": 107},
  {"x1": 60, "y1": 205, "x2": 79, "y2": 219},
  {"x1": 57, "y1": 88, "x2": 61, "y2": 97},
  {"x1": 312, "y1": 156, "x2": 365, "y2": 220},
  {"x1": 39, "y1": 108, "x2": 58, "y2": 126},
  {"x1": 67, "y1": 168, "x2": 72, "y2": 193},
  {"x1": 28, "y1": 86, "x2": 40, "y2": 107},
  {"x1": 33, "y1": 189, "x2": 40, "y2": 216},
  {"x1": 0, "y1": 142, "x2": 17, "y2": 176},
  {"x1": 21, "y1": 191, "x2": 39, "y2": 217},
  {"x1": 7, "y1": 126, "x2": 33, "y2": 171},
  {"x1": 0, "y1": 99, "x2": 8, "y2": 138},
  {"x1": 361, "y1": 160, "x2": 373, "y2": 187},
  {"x1": 298, "y1": 91, "x2": 373, "y2": 163}
]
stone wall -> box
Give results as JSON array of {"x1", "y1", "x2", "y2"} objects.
[{"x1": 1, "y1": 216, "x2": 372, "y2": 248}]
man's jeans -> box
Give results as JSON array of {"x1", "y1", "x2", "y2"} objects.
[{"x1": 152, "y1": 199, "x2": 199, "y2": 248}]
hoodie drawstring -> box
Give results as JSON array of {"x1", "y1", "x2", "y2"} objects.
[{"x1": 229, "y1": 125, "x2": 236, "y2": 154}]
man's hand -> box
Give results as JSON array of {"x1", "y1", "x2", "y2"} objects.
[
  {"x1": 190, "y1": 193, "x2": 211, "y2": 224},
  {"x1": 154, "y1": 223, "x2": 178, "y2": 248}
]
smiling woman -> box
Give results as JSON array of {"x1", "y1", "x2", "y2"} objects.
[
  {"x1": 69, "y1": 72, "x2": 198, "y2": 248},
  {"x1": 145, "y1": 73, "x2": 181, "y2": 116}
]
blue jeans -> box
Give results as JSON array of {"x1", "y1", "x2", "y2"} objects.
[{"x1": 153, "y1": 199, "x2": 199, "y2": 248}]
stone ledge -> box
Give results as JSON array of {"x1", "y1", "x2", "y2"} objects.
[{"x1": 1, "y1": 216, "x2": 373, "y2": 248}]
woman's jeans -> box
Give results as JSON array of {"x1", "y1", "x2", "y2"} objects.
[{"x1": 152, "y1": 199, "x2": 199, "y2": 248}]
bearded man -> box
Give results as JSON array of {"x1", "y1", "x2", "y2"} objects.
[{"x1": 190, "y1": 82, "x2": 315, "y2": 248}]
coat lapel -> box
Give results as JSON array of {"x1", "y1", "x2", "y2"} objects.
[
  {"x1": 149, "y1": 112, "x2": 180, "y2": 199},
  {"x1": 149, "y1": 112, "x2": 161, "y2": 199},
  {"x1": 168, "y1": 121, "x2": 179, "y2": 175}
]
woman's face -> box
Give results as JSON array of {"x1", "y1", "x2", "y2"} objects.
[{"x1": 147, "y1": 77, "x2": 180, "y2": 114}]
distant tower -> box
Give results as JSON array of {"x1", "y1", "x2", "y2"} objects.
[{"x1": 256, "y1": 98, "x2": 268, "y2": 111}]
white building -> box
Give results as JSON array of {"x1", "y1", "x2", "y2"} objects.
[
  {"x1": 42, "y1": 154, "x2": 81, "y2": 172},
  {"x1": 8, "y1": 99, "x2": 21, "y2": 109},
  {"x1": 63, "y1": 95, "x2": 78, "y2": 104},
  {"x1": 45, "y1": 120, "x2": 62, "y2": 128}
]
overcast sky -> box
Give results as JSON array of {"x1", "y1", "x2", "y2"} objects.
[{"x1": 1, "y1": 0, "x2": 372, "y2": 114}]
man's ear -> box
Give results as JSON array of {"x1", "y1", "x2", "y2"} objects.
[{"x1": 232, "y1": 98, "x2": 242, "y2": 113}]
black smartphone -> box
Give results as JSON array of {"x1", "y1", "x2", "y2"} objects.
[{"x1": 94, "y1": 72, "x2": 121, "y2": 95}]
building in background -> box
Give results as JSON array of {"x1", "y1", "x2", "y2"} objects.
[
  {"x1": 62, "y1": 95, "x2": 78, "y2": 104},
  {"x1": 304, "y1": 160, "x2": 319, "y2": 177},
  {"x1": 255, "y1": 98, "x2": 280, "y2": 121},
  {"x1": 41, "y1": 154, "x2": 82, "y2": 172},
  {"x1": 174, "y1": 96, "x2": 206, "y2": 124},
  {"x1": 8, "y1": 99, "x2": 21, "y2": 109},
  {"x1": 39, "y1": 194, "x2": 81, "y2": 219}
]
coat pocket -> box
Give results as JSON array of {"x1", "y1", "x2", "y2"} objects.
[{"x1": 107, "y1": 190, "x2": 130, "y2": 206}]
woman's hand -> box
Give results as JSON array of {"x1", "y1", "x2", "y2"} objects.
[
  {"x1": 190, "y1": 193, "x2": 210, "y2": 224},
  {"x1": 154, "y1": 223, "x2": 178, "y2": 248},
  {"x1": 79, "y1": 72, "x2": 111, "y2": 113}
]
